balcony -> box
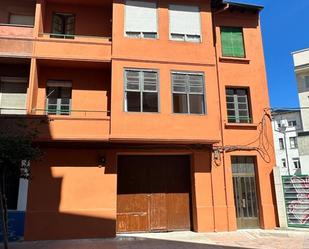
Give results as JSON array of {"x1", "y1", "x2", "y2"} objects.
[
  {"x1": 0, "y1": 59, "x2": 31, "y2": 115},
  {"x1": 31, "y1": 109, "x2": 110, "y2": 141},
  {"x1": 0, "y1": 0, "x2": 35, "y2": 58},
  {"x1": 28, "y1": 60, "x2": 111, "y2": 141},
  {"x1": 35, "y1": 0, "x2": 112, "y2": 62}
]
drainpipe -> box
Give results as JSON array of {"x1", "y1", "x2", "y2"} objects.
[
  {"x1": 211, "y1": 2, "x2": 231, "y2": 231},
  {"x1": 283, "y1": 132, "x2": 291, "y2": 175}
]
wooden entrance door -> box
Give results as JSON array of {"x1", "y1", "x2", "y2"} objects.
[
  {"x1": 117, "y1": 155, "x2": 191, "y2": 233},
  {"x1": 232, "y1": 156, "x2": 260, "y2": 229}
]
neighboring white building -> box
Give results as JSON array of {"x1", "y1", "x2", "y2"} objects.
[
  {"x1": 272, "y1": 110, "x2": 303, "y2": 175},
  {"x1": 292, "y1": 48, "x2": 309, "y2": 174}
]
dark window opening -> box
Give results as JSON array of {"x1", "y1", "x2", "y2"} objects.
[
  {"x1": 51, "y1": 13, "x2": 75, "y2": 39},
  {"x1": 172, "y1": 72, "x2": 205, "y2": 114},
  {"x1": 46, "y1": 82, "x2": 72, "y2": 115}
]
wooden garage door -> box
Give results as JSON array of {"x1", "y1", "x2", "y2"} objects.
[{"x1": 117, "y1": 155, "x2": 191, "y2": 233}]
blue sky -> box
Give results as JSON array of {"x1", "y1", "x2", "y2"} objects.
[{"x1": 232, "y1": 0, "x2": 309, "y2": 108}]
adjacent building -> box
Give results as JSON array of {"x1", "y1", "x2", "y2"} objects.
[
  {"x1": 292, "y1": 48, "x2": 309, "y2": 174},
  {"x1": 272, "y1": 110, "x2": 303, "y2": 175},
  {"x1": 0, "y1": 0, "x2": 277, "y2": 241}
]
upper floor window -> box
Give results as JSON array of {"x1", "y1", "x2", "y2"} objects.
[
  {"x1": 124, "y1": 69, "x2": 158, "y2": 112},
  {"x1": 51, "y1": 13, "x2": 75, "y2": 39},
  {"x1": 220, "y1": 27, "x2": 245, "y2": 58},
  {"x1": 9, "y1": 14, "x2": 34, "y2": 26},
  {"x1": 125, "y1": 1, "x2": 158, "y2": 39},
  {"x1": 226, "y1": 88, "x2": 251, "y2": 123},
  {"x1": 289, "y1": 137, "x2": 298, "y2": 149},
  {"x1": 169, "y1": 5, "x2": 201, "y2": 42},
  {"x1": 281, "y1": 158, "x2": 286, "y2": 168},
  {"x1": 0, "y1": 77, "x2": 28, "y2": 115},
  {"x1": 288, "y1": 120, "x2": 297, "y2": 127},
  {"x1": 293, "y1": 158, "x2": 301, "y2": 169},
  {"x1": 172, "y1": 72, "x2": 205, "y2": 114},
  {"x1": 46, "y1": 80, "x2": 72, "y2": 115},
  {"x1": 279, "y1": 138, "x2": 285, "y2": 150}
]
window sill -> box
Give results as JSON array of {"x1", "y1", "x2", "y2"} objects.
[
  {"x1": 219, "y1": 57, "x2": 250, "y2": 64},
  {"x1": 169, "y1": 39, "x2": 201, "y2": 44},
  {"x1": 225, "y1": 122, "x2": 258, "y2": 130}
]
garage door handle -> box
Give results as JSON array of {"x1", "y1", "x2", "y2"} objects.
[{"x1": 242, "y1": 199, "x2": 246, "y2": 208}]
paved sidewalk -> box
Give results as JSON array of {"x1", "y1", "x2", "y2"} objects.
[{"x1": 2, "y1": 229, "x2": 309, "y2": 249}]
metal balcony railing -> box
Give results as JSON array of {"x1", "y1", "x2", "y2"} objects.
[
  {"x1": 0, "y1": 23, "x2": 34, "y2": 28},
  {"x1": 32, "y1": 108, "x2": 110, "y2": 118},
  {"x1": 41, "y1": 33, "x2": 112, "y2": 41}
]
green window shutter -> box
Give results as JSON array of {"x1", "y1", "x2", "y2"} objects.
[{"x1": 221, "y1": 27, "x2": 245, "y2": 58}]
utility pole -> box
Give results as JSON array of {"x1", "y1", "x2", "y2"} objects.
[{"x1": 278, "y1": 126, "x2": 291, "y2": 176}]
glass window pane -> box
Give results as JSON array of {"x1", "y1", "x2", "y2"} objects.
[
  {"x1": 52, "y1": 14, "x2": 64, "y2": 34},
  {"x1": 143, "y1": 32, "x2": 157, "y2": 39},
  {"x1": 172, "y1": 73, "x2": 187, "y2": 93},
  {"x1": 189, "y1": 94, "x2": 204, "y2": 114},
  {"x1": 47, "y1": 87, "x2": 59, "y2": 98},
  {"x1": 143, "y1": 72, "x2": 157, "y2": 91},
  {"x1": 188, "y1": 75, "x2": 203, "y2": 93},
  {"x1": 186, "y1": 35, "x2": 200, "y2": 42},
  {"x1": 171, "y1": 33, "x2": 185, "y2": 41},
  {"x1": 65, "y1": 15, "x2": 75, "y2": 35},
  {"x1": 126, "y1": 91, "x2": 141, "y2": 112},
  {"x1": 173, "y1": 93, "x2": 188, "y2": 113},
  {"x1": 126, "y1": 31, "x2": 141, "y2": 38},
  {"x1": 143, "y1": 92, "x2": 158, "y2": 112},
  {"x1": 60, "y1": 105, "x2": 70, "y2": 115},
  {"x1": 47, "y1": 105, "x2": 57, "y2": 115},
  {"x1": 126, "y1": 71, "x2": 140, "y2": 90},
  {"x1": 60, "y1": 88, "x2": 72, "y2": 98}
]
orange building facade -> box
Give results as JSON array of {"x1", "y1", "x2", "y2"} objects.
[{"x1": 0, "y1": 0, "x2": 277, "y2": 241}]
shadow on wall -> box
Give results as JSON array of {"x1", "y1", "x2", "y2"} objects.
[
  {"x1": 0, "y1": 116, "x2": 116, "y2": 241},
  {"x1": 24, "y1": 145, "x2": 116, "y2": 241}
]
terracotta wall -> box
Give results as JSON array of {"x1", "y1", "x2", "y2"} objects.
[
  {"x1": 25, "y1": 148, "x2": 117, "y2": 240},
  {"x1": 43, "y1": 2, "x2": 112, "y2": 37},
  {"x1": 214, "y1": 10, "x2": 277, "y2": 229},
  {"x1": 110, "y1": 60, "x2": 221, "y2": 142},
  {"x1": 110, "y1": 0, "x2": 222, "y2": 142},
  {"x1": 36, "y1": 65, "x2": 111, "y2": 113},
  {"x1": 112, "y1": 0, "x2": 214, "y2": 64},
  {"x1": 25, "y1": 147, "x2": 217, "y2": 240}
]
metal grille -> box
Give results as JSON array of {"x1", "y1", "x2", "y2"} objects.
[
  {"x1": 232, "y1": 156, "x2": 259, "y2": 228},
  {"x1": 282, "y1": 175, "x2": 309, "y2": 228}
]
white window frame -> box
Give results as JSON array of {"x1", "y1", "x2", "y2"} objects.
[
  {"x1": 46, "y1": 80, "x2": 72, "y2": 115},
  {"x1": 124, "y1": 0, "x2": 158, "y2": 39},
  {"x1": 169, "y1": 4, "x2": 202, "y2": 43},
  {"x1": 124, "y1": 69, "x2": 159, "y2": 113},
  {"x1": 289, "y1": 137, "x2": 298, "y2": 149}
]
